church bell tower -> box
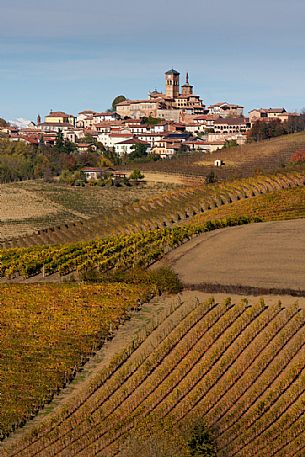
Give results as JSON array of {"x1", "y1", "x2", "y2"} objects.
[
  {"x1": 165, "y1": 69, "x2": 180, "y2": 98},
  {"x1": 182, "y1": 72, "x2": 193, "y2": 96}
]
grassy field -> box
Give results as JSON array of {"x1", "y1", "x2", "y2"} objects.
[
  {"x1": 0, "y1": 180, "x2": 180, "y2": 240},
  {"x1": 121, "y1": 131, "x2": 305, "y2": 179},
  {"x1": 0, "y1": 282, "x2": 151, "y2": 440},
  {"x1": 2, "y1": 296, "x2": 304, "y2": 456}
]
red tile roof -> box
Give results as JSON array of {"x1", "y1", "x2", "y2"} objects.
[
  {"x1": 78, "y1": 110, "x2": 96, "y2": 114},
  {"x1": 209, "y1": 102, "x2": 244, "y2": 109},
  {"x1": 214, "y1": 117, "x2": 247, "y2": 125},
  {"x1": 194, "y1": 115, "x2": 220, "y2": 120},
  {"x1": 81, "y1": 167, "x2": 103, "y2": 172},
  {"x1": 249, "y1": 107, "x2": 286, "y2": 114},
  {"x1": 109, "y1": 133, "x2": 134, "y2": 138},
  {"x1": 39, "y1": 122, "x2": 73, "y2": 127},
  {"x1": 115, "y1": 138, "x2": 149, "y2": 145},
  {"x1": 47, "y1": 111, "x2": 75, "y2": 117},
  {"x1": 93, "y1": 112, "x2": 116, "y2": 117}
]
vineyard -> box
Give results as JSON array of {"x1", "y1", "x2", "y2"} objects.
[
  {"x1": 2, "y1": 171, "x2": 304, "y2": 249},
  {"x1": 0, "y1": 217, "x2": 261, "y2": 280},
  {"x1": 0, "y1": 282, "x2": 151, "y2": 440},
  {"x1": 189, "y1": 186, "x2": 305, "y2": 225},
  {"x1": 2, "y1": 296, "x2": 304, "y2": 456}
]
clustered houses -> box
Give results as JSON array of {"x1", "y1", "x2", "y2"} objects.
[
  {"x1": 249, "y1": 108, "x2": 300, "y2": 124},
  {"x1": 3, "y1": 68, "x2": 302, "y2": 160},
  {"x1": 116, "y1": 70, "x2": 205, "y2": 120}
]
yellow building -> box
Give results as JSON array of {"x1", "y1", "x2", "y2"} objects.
[
  {"x1": 44, "y1": 111, "x2": 76, "y2": 126},
  {"x1": 116, "y1": 99, "x2": 162, "y2": 119}
]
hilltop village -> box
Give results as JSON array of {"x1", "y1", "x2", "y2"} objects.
[{"x1": 1, "y1": 69, "x2": 302, "y2": 159}]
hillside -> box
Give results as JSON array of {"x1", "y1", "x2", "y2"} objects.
[
  {"x1": 1, "y1": 170, "x2": 305, "y2": 456},
  {"x1": 1, "y1": 171, "x2": 304, "y2": 249},
  {"x1": 121, "y1": 131, "x2": 305, "y2": 179},
  {"x1": 1, "y1": 174, "x2": 305, "y2": 282},
  {"x1": 0, "y1": 180, "x2": 180, "y2": 242},
  {"x1": 1, "y1": 293, "x2": 304, "y2": 456}
]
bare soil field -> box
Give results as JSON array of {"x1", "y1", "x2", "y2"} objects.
[
  {"x1": 159, "y1": 218, "x2": 305, "y2": 292},
  {"x1": 0, "y1": 186, "x2": 61, "y2": 221},
  {"x1": 0, "y1": 180, "x2": 180, "y2": 240},
  {"x1": 119, "y1": 171, "x2": 198, "y2": 185}
]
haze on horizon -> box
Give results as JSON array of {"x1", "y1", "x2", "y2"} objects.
[{"x1": 1, "y1": 0, "x2": 305, "y2": 121}]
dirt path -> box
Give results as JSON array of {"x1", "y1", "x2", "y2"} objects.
[
  {"x1": 118, "y1": 170, "x2": 197, "y2": 185},
  {"x1": 158, "y1": 219, "x2": 305, "y2": 293}
]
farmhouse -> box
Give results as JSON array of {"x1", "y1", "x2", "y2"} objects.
[
  {"x1": 208, "y1": 102, "x2": 244, "y2": 117},
  {"x1": 76, "y1": 143, "x2": 98, "y2": 153},
  {"x1": 114, "y1": 138, "x2": 150, "y2": 156},
  {"x1": 81, "y1": 167, "x2": 103, "y2": 181}
]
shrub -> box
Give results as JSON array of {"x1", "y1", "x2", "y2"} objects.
[
  {"x1": 80, "y1": 266, "x2": 182, "y2": 295},
  {"x1": 290, "y1": 149, "x2": 305, "y2": 163},
  {"x1": 129, "y1": 169, "x2": 145, "y2": 181},
  {"x1": 120, "y1": 417, "x2": 216, "y2": 457},
  {"x1": 187, "y1": 421, "x2": 216, "y2": 456},
  {"x1": 148, "y1": 266, "x2": 183, "y2": 294},
  {"x1": 205, "y1": 171, "x2": 217, "y2": 184}
]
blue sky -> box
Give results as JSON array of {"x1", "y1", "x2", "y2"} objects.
[{"x1": 1, "y1": 0, "x2": 305, "y2": 121}]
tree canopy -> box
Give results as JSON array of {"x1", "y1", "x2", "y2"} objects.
[
  {"x1": 129, "y1": 169, "x2": 144, "y2": 181},
  {"x1": 112, "y1": 95, "x2": 127, "y2": 111},
  {"x1": 141, "y1": 116, "x2": 162, "y2": 127},
  {"x1": 248, "y1": 115, "x2": 305, "y2": 142},
  {"x1": 129, "y1": 143, "x2": 148, "y2": 161},
  {"x1": 0, "y1": 117, "x2": 8, "y2": 128}
]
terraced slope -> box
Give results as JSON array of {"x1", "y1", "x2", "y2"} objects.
[
  {"x1": 189, "y1": 186, "x2": 305, "y2": 224},
  {"x1": 2, "y1": 171, "x2": 304, "y2": 249},
  {"x1": 2, "y1": 296, "x2": 304, "y2": 456}
]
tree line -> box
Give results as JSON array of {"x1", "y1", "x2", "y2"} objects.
[
  {"x1": 0, "y1": 134, "x2": 101, "y2": 183},
  {"x1": 248, "y1": 113, "x2": 305, "y2": 142}
]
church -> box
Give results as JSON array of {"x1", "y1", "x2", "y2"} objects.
[{"x1": 116, "y1": 69, "x2": 205, "y2": 121}]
